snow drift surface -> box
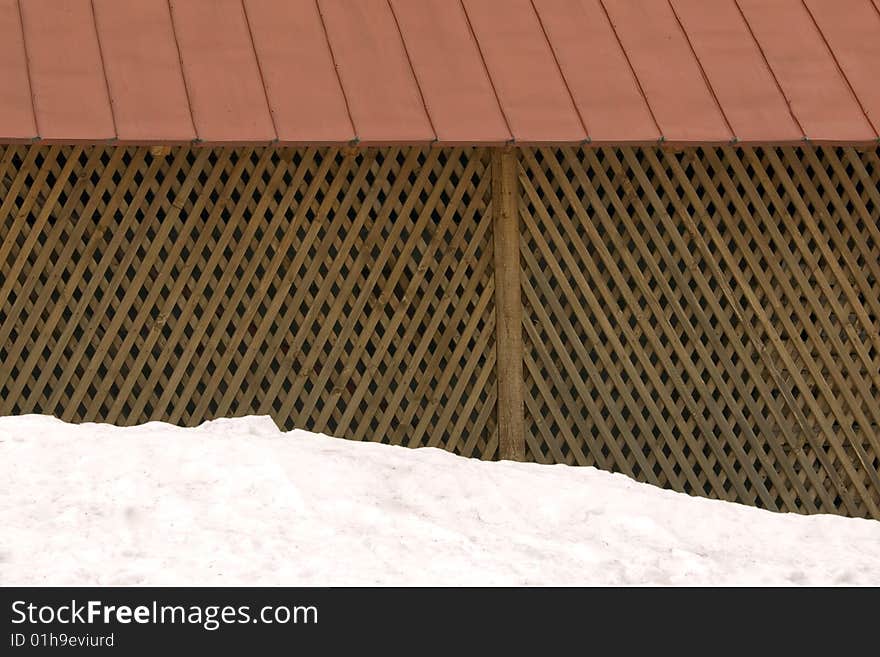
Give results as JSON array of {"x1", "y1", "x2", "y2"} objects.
[{"x1": 1, "y1": 414, "x2": 878, "y2": 586}]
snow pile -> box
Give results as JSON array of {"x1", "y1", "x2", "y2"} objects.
[{"x1": 1, "y1": 414, "x2": 878, "y2": 586}]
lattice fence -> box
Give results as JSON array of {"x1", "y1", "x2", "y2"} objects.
[
  {"x1": 1, "y1": 143, "x2": 878, "y2": 518},
  {"x1": 519, "y1": 145, "x2": 880, "y2": 519},
  {"x1": 0, "y1": 145, "x2": 498, "y2": 458}
]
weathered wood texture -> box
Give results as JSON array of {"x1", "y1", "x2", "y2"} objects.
[{"x1": 1, "y1": 144, "x2": 878, "y2": 518}]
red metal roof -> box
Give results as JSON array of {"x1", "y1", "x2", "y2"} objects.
[{"x1": 1, "y1": 0, "x2": 879, "y2": 145}]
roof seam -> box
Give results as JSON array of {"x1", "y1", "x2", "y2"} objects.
[
  {"x1": 731, "y1": 0, "x2": 807, "y2": 140},
  {"x1": 530, "y1": 0, "x2": 590, "y2": 142},
  {"x1": 14, "y1": 0, "x2": 39, "y2": 140},
  {"x1": 800, "y1": 0, "x2": 880, "y2": 140},
  {"x1": 165, "y1": 0, "x2": 200, "y2": 143},
  {"x1": 240, "y1": 0, "x2": 279, "y2": 143},
  {"x1": 386, "y1": 0, "x2": 437, "y2": 143},
  {"x1": 667, "y1": 0, "x2": 736, "y2": 143},
  {"x1": 314, "y1": 0, "x2": 358, "y2": 144},
  {"x1": 458, "y1": 0, "x2": 515, "y2": 143},
  {"x1": 88, "y1": 0, "x2": 119, "y2": 141},
  {"x1": 596, "y1": 0, "x2": 664, "y2": 141},
  {"x1": 873, "y1": 0, "x2": 880, "y2": 129}
]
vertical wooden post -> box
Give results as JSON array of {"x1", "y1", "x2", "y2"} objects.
[{"x1": 492, "y1": 147, "x2": 526, "y2": 461}]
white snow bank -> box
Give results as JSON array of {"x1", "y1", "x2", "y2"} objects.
[{"x1": 1, "y1": 414, "x2": 878, "y2": 586}]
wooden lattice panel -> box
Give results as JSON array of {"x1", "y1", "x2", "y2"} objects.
[
  {"x1": 2, "y1": 142, "x2": 878, "y2": 519},
  {"x1": 519, "y1": 146, "x2": 880, "y2": 518},
  {"x1": 0, "y1": 145, "x2": 498, "y2": 458}
]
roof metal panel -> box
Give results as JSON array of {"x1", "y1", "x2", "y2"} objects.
[
  {"x1": 93, "y1": 0, "x2": 195, "y2": 144},
  {"x1": 803, "y1": 0, "x2": 880, "y2": 137},
  {"x1": 0, "y1": 0, "x2": 37, "y2": 141},
  {"x1": 533, "y1": 0, "x2": 659, "y2": 143},
  {"x1": 244, "y1": 0, "x2": 354, "y2": 144},
  {"x1": 1, "y1": 0, "x2": 879, "y2": 146},
  {"x1": 19, "y1": 0, "x2": 116, "y2": 142},
  {"x1": 390, "y1": 0, "x2": 510, "y2": 144},
  {"x1": 671, "y1": 0, "x2": 803, "y2": 142},
  {"x1": 462, "y1": 0, "x2": 587, "y2": 143},
  {"x1": 602, "y1": 0, "x2": 733, "y2": 143},
  {"x1": 738, "y1": 0, "x2": 876, "y2": 142},
  {"x1": 169, "y1": 0, "x2": 276, "y2": 144},
  {"x1": 318, "y1": 0, "x2": 435, "y2": 144}
]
